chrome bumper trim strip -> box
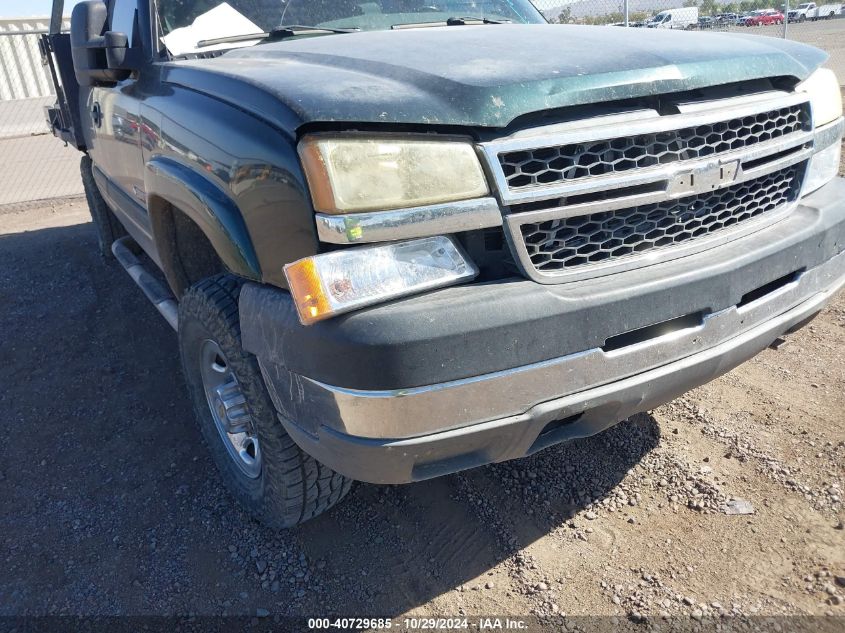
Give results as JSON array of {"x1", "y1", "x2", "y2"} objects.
[{"x1": 315, "y1": 198, "x2": 502, "y2": 244}]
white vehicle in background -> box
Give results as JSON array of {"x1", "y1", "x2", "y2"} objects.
[
  {"x1": 646, "y1": 7, "x2": 699, "y2": 29},
  {"x1": 787, "y1": 2, "x2": 841, "y2": 21}
]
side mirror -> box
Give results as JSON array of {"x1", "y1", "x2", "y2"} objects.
[
  {"x1": 104, "y1": 30, "x2": 129, "y2": 69},
  {"x1": 70, "y1": 0, "x2": 132, "y2": 86}
]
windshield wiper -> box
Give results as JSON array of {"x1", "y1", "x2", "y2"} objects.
[
  {"x1": 267, "y1": 25, "x2": 359, "y2": 39},
  {"x1": 446, "y1": 16, "x2": 510, "y2": 25},
  {"x1": 197, "y1": 25, "x2": 357, "y2": 49},
  {"x1": 392, "y1": 16, "x2": 509, "y2": 29}
]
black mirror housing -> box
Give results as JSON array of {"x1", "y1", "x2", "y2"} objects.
[
  {"x1": 104, "y1": 31, "x2": 130, "y2": 69},
  {"x1": 70, "y1": 1, "x2": 132, "y2": 86}
]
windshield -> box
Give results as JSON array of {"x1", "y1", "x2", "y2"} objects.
[{"x1": 157, "y1": 0, "x2": 546, "y2": 42}]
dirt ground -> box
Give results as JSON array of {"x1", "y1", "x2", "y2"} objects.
[{"x1": 0, "y1": 153, "x2": 844, "y2": 625}]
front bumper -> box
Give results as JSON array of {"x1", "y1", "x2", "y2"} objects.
[{"x1": 240, "y1": 178, "x2": 845, "y2": 484}]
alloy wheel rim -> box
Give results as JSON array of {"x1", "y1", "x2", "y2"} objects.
[{"x1": 199, "y1": 339, "x2": 261, "y2": 479}]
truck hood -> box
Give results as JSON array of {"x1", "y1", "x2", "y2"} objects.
[{"x1": 165, "y1": 24, "x2": 827, "y2": 129}]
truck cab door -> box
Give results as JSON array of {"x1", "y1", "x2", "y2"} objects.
[{"x1": 87, "y1": 0, "x2": 149, "y2": 241}]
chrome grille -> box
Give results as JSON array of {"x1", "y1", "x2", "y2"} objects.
[
  {"x1": 480, "y1": 91, "x2": 814, "y2": 283},
  {"x1": 519, "y1": 165, "x2": 802, "y2": 274},
  {"x1": 499, "y1": 104, "x2": 809, "y2": 190}
]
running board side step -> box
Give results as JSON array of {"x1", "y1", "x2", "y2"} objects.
[{"x1": 111, "y1": 236, "x2": 179, "y2": 331}]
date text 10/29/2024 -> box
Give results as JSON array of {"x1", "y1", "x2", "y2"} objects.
[{"x1": 307, "y1": 618, "x2": 529, "y2": 630}]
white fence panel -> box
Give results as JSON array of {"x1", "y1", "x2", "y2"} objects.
[{"x1": 0, "y1": 19, "x2": 56, "y2": 101}]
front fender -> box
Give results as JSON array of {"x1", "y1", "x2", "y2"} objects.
[{"x1": 145, "y1": 156, "x2": 261, "y2": 281}]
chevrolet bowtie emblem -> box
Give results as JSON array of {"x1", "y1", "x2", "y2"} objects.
[{"x1": 667, "y1": 160, "x2": 741, "y2": 198}]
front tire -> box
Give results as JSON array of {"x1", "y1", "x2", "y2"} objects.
[{"x1": 178, "y1": 274, "x2": 352, "y2": 528}]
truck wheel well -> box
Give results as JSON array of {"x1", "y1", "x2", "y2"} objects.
[{"x1": 150, "y1": 198, "x2": 224, "y2": 298}]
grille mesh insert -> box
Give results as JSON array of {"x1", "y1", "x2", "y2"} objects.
[
  {"x1": 500, "y1": 104, "x2": 809, "y2": 189},
  {"x1": 519, "y1": 165, "x2": 802, "y2": 274}
]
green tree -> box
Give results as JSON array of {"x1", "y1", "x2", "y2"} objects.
[
  {"x1": 579, "y1": 9, "x2": 652, "y2": 25},
  {"x1": 557, "y1": 7, "x2": 572, "y2": 23},
  {"x1": 700, "y1": 0, "x2": 719, "y2": 15},
  {"x1": 582, "y1": 12, "x2": 621, "y2": 25}
]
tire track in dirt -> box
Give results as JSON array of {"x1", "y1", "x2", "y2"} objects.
[{"x1": 298, "y1": 475, "x2": 532, "y2": 616}]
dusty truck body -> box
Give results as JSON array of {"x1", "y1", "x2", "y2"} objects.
[{"x1": 44, "y1": 0, "x2": 845, "y2": 527}]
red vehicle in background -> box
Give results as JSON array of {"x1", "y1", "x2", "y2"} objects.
[{"x1": 745, "y1": 9, "x2": 785, "y2": 25}]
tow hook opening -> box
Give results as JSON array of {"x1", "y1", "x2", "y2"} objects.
[
  {"x1": 602, "y1": 312, "x2": 705, "y2": 353},
  {"x1": 738, "y1": 269, "x2": 803, "y2": 309},
  {"x1": 528, "y1": 414, "x2": 584, "y2": 454}
]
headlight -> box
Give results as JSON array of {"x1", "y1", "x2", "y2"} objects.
[
  {"x1": 797, "y1": 68, "x2": 843, "y2": 127},
  {"x1": 284, "y1": 236, "x2": 477, "y2": 325},
  {"x1": 298, "y1": 135, "x2": 489, "y2": 214},
  {"x1": 799, "y1": 69, "x2": 843, "y2": 196}
]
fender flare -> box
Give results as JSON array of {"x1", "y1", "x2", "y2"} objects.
[{"x1": 145, "y1": 156, "x2": 261, "y2": 290}]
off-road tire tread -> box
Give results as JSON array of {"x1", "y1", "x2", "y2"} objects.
[{"x1": 179, "y1": 274, "x2": 352, "y2": 528}]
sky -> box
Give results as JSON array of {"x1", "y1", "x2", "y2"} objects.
[{"x1": 1, "y1": 1, "x2": 85, "y2": 18}]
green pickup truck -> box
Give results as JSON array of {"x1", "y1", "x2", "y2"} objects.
[{"x1": 43, "y1": 0, "x2": 844, "y2": 526}]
